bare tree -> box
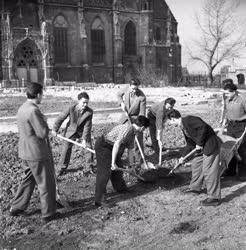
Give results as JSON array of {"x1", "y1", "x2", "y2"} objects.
[{"x1": 188, "y1": 0, "x2": 246, "y2": 85}]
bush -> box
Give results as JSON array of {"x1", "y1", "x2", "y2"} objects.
[{"x1": 136, "y1": 66, "x2": 169, "y2": 87}]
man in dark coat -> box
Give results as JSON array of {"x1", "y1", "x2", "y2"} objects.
[
  {"x1": 117, "y1": 78, "x2": 146, "y2": 166},
  {"x1": 10, "y1": 82, "x2": 59, "y2": 223},
  {"x1": 52, "y1": 92, "x2": 93, "y2": 176},
  {"x1": 167, "y1": 109, "x2": 221, "y2": 206}
]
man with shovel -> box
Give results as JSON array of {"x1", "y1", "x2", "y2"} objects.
[
  {"x1": 146, "y1": 97, "x2": 176, "y2": 154},
  {"x1": 117, "y1": 78, "x2": 146, "y2": 168},
  {"x1": 10, "y1": 82, "x2": 60, "y2": 223},
  {"x1": 94, "y1": 115, "x2": 149, "y2": 207},
  {"x1": 52, "y1": 92, "x2": 93, "y2": 176},
  {"x1": 167, "y1": 110, "x2": 221, "y2": 206}
]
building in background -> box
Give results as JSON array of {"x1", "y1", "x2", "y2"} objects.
[{"x1": 0, "y1": 0, "x2": 181, "y2": 86}]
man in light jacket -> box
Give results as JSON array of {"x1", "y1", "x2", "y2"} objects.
[{"x1": 10, "y1": 82, "x2": 59, "y2": 223}]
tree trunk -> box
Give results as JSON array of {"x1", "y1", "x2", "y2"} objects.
[{"x1": 207, "y1": 68, "x2": 214, "y2": 86}]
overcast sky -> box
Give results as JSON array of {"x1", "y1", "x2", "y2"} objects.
[{"x1": 165, "y1": 0, "x2": 246, "y2": 73}]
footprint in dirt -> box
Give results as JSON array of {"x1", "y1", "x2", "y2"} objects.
[{"x1": 170, "y1": 220, "x2": 199, "y2": 234}]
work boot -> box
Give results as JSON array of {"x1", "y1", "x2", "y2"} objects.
[
  {"x1": 200, "y1": 198, "x2": 221, "y2": 206},
  {"x1": 9, "y1": 208, "x2": 25, "y2": 217},
  {"x1": 94, "y1": 201, "x2": 115, "y2": 208},
  {"x1": 182, "y1": 188, "x2": 206, "y2": 195},
  {"x1": 57, "y1": 168, "x2": 67, "y2": 177},
  {"x1": 42, "y1": 212, "x2": 63, "y2": 223}
]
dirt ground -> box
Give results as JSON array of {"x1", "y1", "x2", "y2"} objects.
[{"x1": 1, "y1": 87, "x2": 246, "y2": 250}]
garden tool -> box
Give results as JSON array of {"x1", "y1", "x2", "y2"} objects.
[
  {"x1": 54, "y1": 133, "x2": 95, "y2": 154},
  {"x1": 124, "y1": 111, "x2": 156, "y2": 170},
  {"x1": 114, "y1": 166, "x2": 145, "y2": 181},
  {"x1": 218, "y1": 127, "x2": 246, "y2": 176},
  {"x1": 168, "y1": 148, "x2": 198, "y2": 176},
  {"x1": 158, "y1": 140, "x2": 163, "y2": 167},
  {"x1": 47, "y1": 138, "x2": 71, "y2": 209}
]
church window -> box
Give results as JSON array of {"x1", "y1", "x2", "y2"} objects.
[
  {"x1": 124, "y1": 21, "x2": 136, "y2": 55},
  {"x1": 91, "y1": 17, "x2": 105, "y2": 63},
  {"x1": 154, "y1": 26, "x2": 161, "y2": 42},
  {"x1": 53, "y1": 15, "x2": 68, "y2": 64}
]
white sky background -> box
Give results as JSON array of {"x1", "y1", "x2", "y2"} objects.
[{"x1": 165, "y1": 0, "x2": 246, "y2": 74}]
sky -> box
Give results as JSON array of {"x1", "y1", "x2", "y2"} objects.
[{"x1": 165, "y1": 0, "x2": 246, "y2": 74}]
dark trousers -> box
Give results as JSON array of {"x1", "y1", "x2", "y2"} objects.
[
  {"x1": 147, "y1": 113, "x2": 159, "y2": 152},
  {"x1": 125, "y1": 118, "x2": 143, "y2": 165},
  {"x1": 60, "y1": 137, "x2": 93, "y2": 169},
  {"x1": 11, "y1": 159, "x2": 57, "y2": 218},
  {"x1": 226, "y1": 121, "x2": 246, "y2": 177},
  {"x1": 95, "y1": 136, "x2": 127, "y2": 204}
]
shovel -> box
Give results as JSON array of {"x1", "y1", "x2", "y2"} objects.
[
  {"x1": 54, "y1": 133, "x2": 95, "y2": 154},
  {"x1": 124, "y1": 112, "x2": 156, "y2": 170},
  {"x1": 158, "y1": 140, "x2": 163, "y2": 167},
  {"x1": 114, "y1": 167, "x2": 145, "y2": 181},
  {"x1": 47, "y1": 137, "x2": 71, "y2": 209},
  {"x1": 168, "y1": 148, "x2": 198, "y2": 176}
]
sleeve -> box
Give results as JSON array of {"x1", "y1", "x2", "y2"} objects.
[
  {"x1": 155, "y1": 105, "x2": 164, "y2": 130},
  {"x1": 82, "y1": 112, "x2": 93, "y2": 141},
  {"x1": 117, "y1": 126, "x2": 132, "y2": 145},
  {"x1": 242, "y1": 97, "x2": 246, "y2": 113},
  {"x1": 117, "y1": 87, "x2": 127, "y2": 105},
  {"x1": 29, "y1": 108, "x2": 49, "y2": 139},
  {"x1": 182, "y1": 133, "x2": 196, "y2": 157},
  {"x1": 190, "y1": 119, "x2": 208, "y2": 146},
  {"x1": 139, "y1": 94, "x2": 146, "y2": 117},
  {"x1": 53, "y1": 106, "x2": 70, "y2": 132}
]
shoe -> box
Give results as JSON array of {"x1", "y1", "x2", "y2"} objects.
[
  {"x1": 200, "y1": 198, "x2": 221, "y2": 206},
  {"x1": 182, "y1": 188, "x2": 205, "y2": 195},
  {"x1": 145, "y1": 142, "x2": 153, "y2": 148},
  {"x1": 57, "y1": 168, "x2": 67, "y2": 177},
  {"x1": 238, "y1": 176, "x2": 246, "y2": 182},
  {"x1": 117, "y1": 188, "x2": 132, "y2": 194},
  {"x1": 56, "y1": 200, "x2": 64, "y2": 209},
  {"x1": 9, "y1": 208, "x2": 25, "y2": 217},
  {"x1": 94, "y1": 201, "x2": 115, "y2": 208},
  {"x1": 42, "y1": 212, "x2": 63, "y2": 223}
]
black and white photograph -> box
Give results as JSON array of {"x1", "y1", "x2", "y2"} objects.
[{"x1": 1, "y1": 0, "x2": 246, "y2": 249}]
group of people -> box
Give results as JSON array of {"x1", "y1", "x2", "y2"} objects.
[{"x1": 9, "y1": 77, "x2": 246, "y2": 222}]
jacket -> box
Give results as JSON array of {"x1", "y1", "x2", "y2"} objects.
[
  {"x1": 17, "y1": 100, "x2": 51, "y2": 161},
  {"x1": 117, "y1": 86, "x2": 146, "y2": 124},
  {"x1": 181, "y1": 115, "x2": 219, "y2": 156},
  {"x1": 53, "y1": 103, "x2": 93, "y2": 141}
]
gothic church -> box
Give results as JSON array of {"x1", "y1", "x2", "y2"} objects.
[{"x1": 0, "y1": 0, "x2": 181, "y2": 85}]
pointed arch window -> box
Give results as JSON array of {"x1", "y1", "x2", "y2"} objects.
[
  {"x1": 53, "y1": 15, "x2": 68, "y2": 64},
  {"x1": 91, "y1": 17, "x2": 105, "y2": 63},
  {"x1": 154, "y1": 26, "x2": 161, "y2": 42},
  {"x1": 124, "y1": 21, "x2": 136, "y2": 56}
]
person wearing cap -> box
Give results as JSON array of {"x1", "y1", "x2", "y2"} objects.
[
  {"x1": 167, "y1": 109, "x2": 221, "y2": 206},
  {"x1": 221, "y1": 79, "x2": 246, "y2": 181},
  {"x1": 146, "y1": 97, "x2": 176, "y2": 153},
  {"x1": 94, "y1": 115, "x2": 150, "y2": 207},
  {"x1": 52, "y1": 92, "x2": 93, "y2": 176},
  {"x1": 117, "y1": 78, "x2": 146, "y2": 167}
]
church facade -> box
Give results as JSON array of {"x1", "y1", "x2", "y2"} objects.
[{"x1": 0, "y1": 0, "x2": 181, "y2": 86}]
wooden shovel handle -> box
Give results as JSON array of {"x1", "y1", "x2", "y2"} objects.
[
  {"x1": 124, "y1": 112, "x2": 149, "y2": 169},
  {"x1": 168, "y1": 148, "x2": 198, "y2": 175},
  {"x1": 55, "y1": 133, "x2": 96, "y2": 154}
]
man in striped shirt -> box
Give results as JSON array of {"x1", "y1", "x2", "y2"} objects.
[{"x1": 94, "y1": 116, "x2": 150, "y2": 207}]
